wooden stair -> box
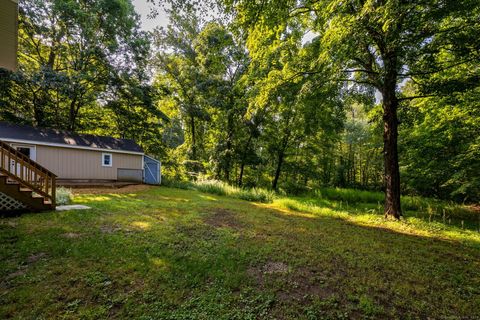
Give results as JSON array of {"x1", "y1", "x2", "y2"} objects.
[{"x1": 0, "y1": 140, "x2": 56, "y2": 212}]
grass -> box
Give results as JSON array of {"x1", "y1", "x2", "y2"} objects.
[
  {"x1": 163, "y1": 178, "x2": 275, "y2": 203},
  {"x1": 0, "y1": 185, "x2": 479, "y2": 319}
]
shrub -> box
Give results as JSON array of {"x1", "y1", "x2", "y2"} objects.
[{"x1": 56, "y1": 187, "x2": 73, "y2": 205}]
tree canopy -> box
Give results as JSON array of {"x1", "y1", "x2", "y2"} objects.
[{"x1": 1, "y1": 0, "x2": 479, "y2": 206}]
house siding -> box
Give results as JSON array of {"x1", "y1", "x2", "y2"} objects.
[
  {"x1": 35, "y1": 145, "x2": 143, "y2": 180},
  {"x1": 0, "y1": 0, "x2": 18, "y2": 71}
]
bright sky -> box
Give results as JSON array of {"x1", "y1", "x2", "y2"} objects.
[{"x1": 131, "y1": 0, "x2": 168, "y2": 31}]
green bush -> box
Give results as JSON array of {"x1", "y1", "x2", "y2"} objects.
[{"x1": 56, "y1": 187, "x2": 73, "y2": 205}]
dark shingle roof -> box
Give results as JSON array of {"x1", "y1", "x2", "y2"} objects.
[{"x1": 0, "y1": 122, "x2": 144, "y2": 153}]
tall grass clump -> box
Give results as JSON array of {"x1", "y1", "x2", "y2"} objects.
[
  {"x1": 56, "y1": 187, "x2": 73, "y2": 205},
  {"x1": 193, "y1": 179, "x2": 275, "y2": 203},
  {"x1": 312, "y1": 187, "x2": 476, "y2": 228},
  {"x1": 236, "y1": 187, "x2": 275, "y2": 203},
  {"x1": 314, "y1": 188, "x2": 384, "y2": 204},
  {"x1": 161, "y1": 178, "x2": 194, "y2": 190},
  {"x1": 194, "y1": 180, "x2": 235, "y2": 196}
]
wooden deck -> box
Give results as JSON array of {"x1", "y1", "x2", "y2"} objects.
[{"x1": 0, "y1": 140, "x2": 56, "y2": 212}]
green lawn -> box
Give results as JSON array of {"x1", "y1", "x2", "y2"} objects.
[{"x1": 1, "y1": 186, "x2": 479, "y2": 319}]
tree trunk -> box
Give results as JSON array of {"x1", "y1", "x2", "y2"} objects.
[
  {"x1": 237, "y1": 134, "x2": 253, "y2": 186},
  {"x1": 68, "y1": 95, "x2": 78, "y2": 131},
  {"x1": 190, "y1": 114, "x2": 197, "y2": 160},
  {"x1": 272, "y1": 150, "x2": 285, "y2": 191},
  {"x1": 224, "y1": 113, "x2": 234, "y2": 182},
  {"x1": 382, "y1": 79, "x2": 402, "y2": 219}
]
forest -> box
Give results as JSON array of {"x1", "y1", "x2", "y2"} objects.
[{"x1": 1, "y1": 0, "x2": 479, "y2": 217}]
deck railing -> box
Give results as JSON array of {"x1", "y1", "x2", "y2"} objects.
[{"x1": 0, "y1": 140, "x2": 56, "y2": 206}]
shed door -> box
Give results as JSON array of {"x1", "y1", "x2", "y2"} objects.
[{"x1": 144, "y1": 156, "x2": 160, "y2": 185}]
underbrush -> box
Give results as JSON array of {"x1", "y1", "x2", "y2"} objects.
[
  {"x1": 314, "y1": 188, "x2": 384, "y2": 204},
  {"x1": 162, "y1": 178, "x2": 275, "y2": 203},
  {"x1": 274, "y1": 197, "x2": 480, "y2": 246},
  {"x1": 194, "y1": 180, "x2": 275, "y2": 203},
  {"x1": 313, "y1": 187, "x2": 474, "y2": 222},
  {"x1": 161, "y1": 179, "x2": 477, "y2": 228}
]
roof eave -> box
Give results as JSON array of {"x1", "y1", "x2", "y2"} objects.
[{"x1": 0, "y1": 138, "x2": 145, "y2": 156}]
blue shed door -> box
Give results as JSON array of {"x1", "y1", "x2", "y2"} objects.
[{"x1": 143, "y1": 156, "x2": 161, "y2": 185}]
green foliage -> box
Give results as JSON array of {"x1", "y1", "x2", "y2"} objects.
[
  {"x1": 158, "y1": 0, "x2": 479, "y2": 205},
  {"x1": 3, "y1": 0, "x2": 479, "y2": 210},
  {"x1": 0, "y1": 0, "x2": 168, "y2": 157},
  {"x1": 56, "y1": 187, "x2": 73, "y2": 205},
  {"x1": 400, "y1": 67, "x2": 480, "y2": 202},
  {"x1": 162, "y1": 178, "x2": 275, "y2": 202},
  {"x1": 314, "y1": 188, "x2": 384, "y2": 205},
  {"x1": 194, "y1": 179, "x2": 275, "y2": 203},
  {"x1": 161, "y1": 177, "x2": 195, "y2": 190}
]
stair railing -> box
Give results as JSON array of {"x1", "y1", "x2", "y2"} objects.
[{"x1": 0, "y1": 140, "x2": 56, "y2": 207}]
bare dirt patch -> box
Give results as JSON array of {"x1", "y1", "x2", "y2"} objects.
[
  {"x1": 204, "y1": 208, "x2": 244, "y2": 230},
  {"x1": 7, "y1": 269, "x2": 27, "y2": 279},
  {"x1": 263, "y1": 262, "x2": 289, "y2": 274},
  {"x1": 247, "y1": 261, "x2": 289, "y2": 284},
  {"x1": 73, "y1": 184, "x2": 153, "y2": 195},
  {"x1": 281, "y1": 267, "x2": 337, "y2": 302},
  {"x1": 248, "y1": 262, "x2": 341, "y2": 305},
  {"x1": 5, "y1": 252, "x2": 48, "y2": 281},
  {"x1": 100, "y1": 224, "x2": 123, "y2": 234},
  {"x1": 62, "y1": 232, "x2": 83, "y2": 239},
  {"x1": 26, "y1": 252, "x2": 47, "y2": 263}
]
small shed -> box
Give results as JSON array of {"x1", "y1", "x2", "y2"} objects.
[{"x1": 0, "y1": 122, "x2": 161, "y2": 185}]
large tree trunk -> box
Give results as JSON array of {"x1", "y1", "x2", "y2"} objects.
[{"x1": 382, "y1": 73, "x2": 402, "y2": 219}]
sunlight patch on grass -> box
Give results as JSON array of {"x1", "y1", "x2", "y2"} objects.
[
  {"x1": 272, "y1": 197, "x2": 480, "y2": 247},
  {"x1": 150, "y1": 258, "x2": 169, "y2": 270},
  {"x1": 156, "y1": 196, "x2": 192, "y2": 202},
  {"x1": 254, "y1": 202, "x2": 317, "y2": 219},
  {"x1": 109, "y1": 193, "x2": 139, "y2": 198},
  {"x1": 198, "y1": 195, "x2": 219, "y2": 201},
  {"x1": 131, "y1": 221, "x2": 151, "y2": 230},
  {"x1": 1, "y1": 186, "x2": 479, "y2": 318},
  {"x1": 75, "y1": 195, "x2": 112, "y2": 202}
]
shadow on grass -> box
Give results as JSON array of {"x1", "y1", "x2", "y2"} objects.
[{"x1": 1, "y1": 187, "x2": 478, "y2": 319}]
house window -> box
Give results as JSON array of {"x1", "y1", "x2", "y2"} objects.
[
  {"x1": 102, "y1": 153, "x2": 112, "y2": 167},
  {"x1": 12, "y1": 145, "x2": 36, "y2": 161}
]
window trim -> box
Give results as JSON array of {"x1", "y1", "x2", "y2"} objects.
[
  {"x1": 11, "y1": 144, "x2": 36, "y2": 161},
  {"x1": 102, "y1": 153, "x2": 112, "y2": 167}
]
